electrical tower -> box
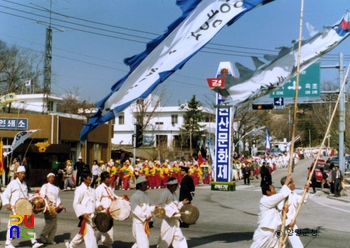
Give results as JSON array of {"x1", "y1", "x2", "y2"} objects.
[{"x1": 43, "y1": 0, "x2": 52, "y2": 113}]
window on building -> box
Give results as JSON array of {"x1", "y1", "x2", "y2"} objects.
[
  {"x1": 48, "y1": 101, "x2": 54, "y2": 112},
  {"x1": 171, "y1": 115, "x2": 178, "y2": 125},
  {"x1": 118, "y1": 114, "x2": 124, "y2": 125},
  {"x1": 155, "y1": 122, "x2": 164, "y2": 125}
]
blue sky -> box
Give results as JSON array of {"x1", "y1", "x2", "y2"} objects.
[{"x1": 1, "y1": 0, "x2": 349, "y2": 107}]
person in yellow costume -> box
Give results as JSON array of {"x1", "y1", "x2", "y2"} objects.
[
  {"x1": 140, "y1": 162, "x2": 150, "y2": 178},
  {"x1": 190, "y1": 163, "x2": 202, "y2": 186},
  {"x1": 148, "y1": 162, "x2": 156, "y2": 189},
  {"x1": 120, "y1": 160, "x2": 134, "y2": 190},
  {"x1": 154, "y1": 161, "x2": 163, "y2": 189},
  {"x1": 107, "y1": 160, "x2": 117, "y2": 189},
  {"x1": 161, "y1": 162, "x2": 170, "y2": 188}
]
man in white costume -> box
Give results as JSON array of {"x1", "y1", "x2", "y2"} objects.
[
  {"x1": 95, "y1": 171, "x2": 120, "y2": 248},
  {"x1": 40, "y1": 173, "x2": 63, "y2": 245},
  {"x1": 250, "y1": 175, "x2": 292, "y2": 248},
  {"x1": 157, "y1": 177, "x2": 189, "y2": 248},
  {"x1": 282, "y1": 153, "x2": 289, "y2": 168},
  {"x1": 130, "y1": 176, "x2": 157, "y2": 248},
  {"x1": 65, "y1": 171, "x2": 98, "y2": 248},
  {"x1": 278, "y1": 176, "x2": 309, "y2": 248},
  {"x1": 2, "y1": 166, "x2": 44, "y2": 248}
]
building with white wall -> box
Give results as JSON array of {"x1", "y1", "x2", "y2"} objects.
[
  {"x1": 10, "y1": 93, "x2": 62, "y2": 113},
  {"x1": 112, "y1": 95, "x2": 216, "y2": 149}
]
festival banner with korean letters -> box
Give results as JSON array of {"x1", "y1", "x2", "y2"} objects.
[{"x1": 215, "y1": 94, "x2": 231, "y2": 182}]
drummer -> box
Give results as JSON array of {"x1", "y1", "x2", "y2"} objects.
[
  {"x1": 65, "y1": 171, "x2": 98, "y2": 248},
  {"x1": 39, "y1": 172, "x2": 62, "y2": 245},
  {"x1": 157, "y1": 177, "x2": 189, "y2": 248},
  {"x1": 130, "y1": 176, "x2": 158, "y2": 248},
  {"x1": 95, "y1": 171, "x2": 120, "y2": 248},
  {"x1": 2, "y1": 166, "x2": 44, "y2": 248}
]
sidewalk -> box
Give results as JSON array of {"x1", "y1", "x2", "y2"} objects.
[{"x1": 317, "y1": 185, "x2": 350, "y2": 203}]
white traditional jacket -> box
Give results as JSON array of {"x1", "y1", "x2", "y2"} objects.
[
  {"x1": 73, "y1": 183, "x2": 96, "y2": 218},
  {"x1": 2, "y1": 178, "x2": 29, "y2": 206}
]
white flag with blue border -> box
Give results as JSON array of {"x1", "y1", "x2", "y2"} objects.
[{"x1": 80, "y1": 0, "x2": 276, "y2": 142}]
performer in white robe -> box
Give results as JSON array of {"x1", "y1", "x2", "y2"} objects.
[
  {"x1": 278, "y1": 176, "x2": 309, "y2": 248},
  {"x1": 130, "y1": 176, "x2": 157, "y2": 248},
  {"x1": 2, "y1": 166, "x2": 44, "y2": 248},
  {"x1": 157, "y1": 177, "x2": 189, "y2": 248},
  {"x1": 65, "y1": 171, "x2": 97, "y2": 248},
  {"x1": 95, "y1": 171, "x2": 120, "y2": 248},
  {"x1": 40, "y1": 173, "x2": 62, "y2": 245},
  {"x1": 251, "y1": 176, "x2": 292, "y2": 248}
]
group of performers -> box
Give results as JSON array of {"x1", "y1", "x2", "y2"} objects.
[
  {"x1": 135, "y1": 160, "x2": 211, "y2": 188},
  {"x1": 0, "y1": 160, "x2": 196, "y2": 248}
]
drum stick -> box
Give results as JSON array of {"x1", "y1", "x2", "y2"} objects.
[{"x1": 108, "y1": 208, "x2": 121, "y2": 214}]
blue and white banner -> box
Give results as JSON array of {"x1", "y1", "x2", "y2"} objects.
[
  {"x1": 213, "y1": 11, "x2": 350, "y2": 107},
  {"x1": 215, "y1": 95, "x2": 232, "y2": 182},
  {"x1": 80, "y1": 0, "x2": 276, "y2": 141}
]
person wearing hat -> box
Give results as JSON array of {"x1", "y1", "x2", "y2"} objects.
[
  {"x1": 65, "y1": 171, "x2": 97, "y2": 248},
  {"x1": 95, "y1": 171, "x2": 120, "y2": 248},
  {"x1": 179, "y1": 166, "x2": 195, "y2": 203},
  {"x1": 161, "y1": 162, "x2": 170, "y2": 188},
  {"x1": 154, "y1": 162, "x2": 163, "y2": 189},
  {"x1": 190, "y1": 163, "x2": 202, "y2": 187},
  {"x1": 179, "y1": 166, "x2": 195, "y2": 228},
  {"x1": 130, "y1": 176, "x2": 157, "y2": 248},
  {"x1": 2, "y1": 166, "x2": 44, "y2": 248},
  {"x1": 73, "y1": 156, "x2": 86, "y2": 186},
  {"x1": 39, "y1": 173, "x2": 63, "y2": 245},
  {"x1": 64, "y1": 160, "x2": 76, "y2": 191},
  {"x1": 157, "y1": 177, "x2": 189, "y2": 248},
  {"x1": 120, "y1": 160, "x2": 134, "y2": 191}
]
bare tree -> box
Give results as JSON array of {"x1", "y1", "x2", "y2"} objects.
[
  {"x1": 0, "y1": 41, "x2": 43, "y2": 94},
  {"x1": 130, "y1": 88, "x2": 167, "y2": 133},
  {"x1": 56, "y1": 86, "x2": 95, "y2": 114}
]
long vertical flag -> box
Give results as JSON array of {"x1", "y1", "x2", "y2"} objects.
[
  {"x1": 3, "y1": 130, "x2": 37, "y2": 157},
  {"x1": 80, "y1": 0, "x2": 276, "y2": 142},
  {"x1": 0, "y1": 140, "x2": 4, "y2": 175},
  {"x1": 265, "y1": 128, "x2": 271, "y2": 152}
]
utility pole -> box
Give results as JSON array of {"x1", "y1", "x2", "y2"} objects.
[
  {"x1": 321, "y1": 53, "x2": 346, "y2": 172},
  {"x1": 338, "y1": 52, "x2": 345, "y2": 172},
  {"x1": 43, "y1": 0, "x2": 53, "y2": 113}
]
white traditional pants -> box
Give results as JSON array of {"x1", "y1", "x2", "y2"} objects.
[{"x1": 68, "y1": 222, "x2": 98, "y2": 248}]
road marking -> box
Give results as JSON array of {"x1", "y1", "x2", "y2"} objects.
[{"x1": 314, "y1": 201, "x2": 350, "y2": 213}]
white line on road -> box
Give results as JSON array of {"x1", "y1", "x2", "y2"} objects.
[{"x1": 313, "y1": 201, "x2": 350, "y2": 213}]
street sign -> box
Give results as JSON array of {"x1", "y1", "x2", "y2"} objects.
[
  {"x1": 270, "y1": 63, "x2": 320, "y2": 98},
  {"x1": 274, "y1": 97, "x2": 284, "y2": 109},
  {"x1": 0, "y1": 118, "x2": 28, "y2": 130},
  {"x1": 207, "y1": 78, "x2": 225, "y2": 89}
]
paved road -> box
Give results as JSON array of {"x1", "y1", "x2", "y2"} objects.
[{"x1": 1, "y1": 158, "x2": 349, "y2": 247}]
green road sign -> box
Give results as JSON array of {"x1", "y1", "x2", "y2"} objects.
[{"x1": 270, "y1": 63, "x2": 320, "y2": 98}]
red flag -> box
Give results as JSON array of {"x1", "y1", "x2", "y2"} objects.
[
  {"x1": 0, "y1": 141, "x2": 4, "y2": 176},
  {"x1": 197, "y1": 151, "x2": 204, "y2": 166}
]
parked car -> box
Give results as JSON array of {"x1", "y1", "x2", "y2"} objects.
[
  {"x1": 329, "y1": 156, "x2": 350, "y2": 171},
  {"x1": 307, "y1": 159, "x2": 331, "y2": 186}
]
